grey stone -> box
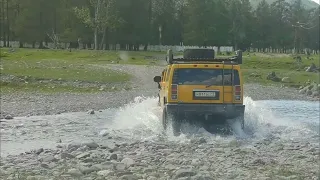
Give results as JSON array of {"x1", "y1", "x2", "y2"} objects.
[
  {"x1": 108, "y1": 153, "x2": 118, "y2": 160},
  {"x1": 174, "y1": 169, "x2": 196, "y2": 179},
  {"x1": 120, "y1": 174, "x2": 139, "y2": 180},
  {"x1": 79, "y1": 165, "x2": 99, "y2": 174},
  {"x1": 60, "y1": 152, "x2": 75, "y2": 159},
  {"x1": 97, "y1": 169, "x2": 113, "y2": 176},
  {"x1": 87, "y1": 110, "x2": 95, "y2": 114},
  {"x1": 4, "y1": 114, "x2": 13, "y2": 119},
  {"x1": 115, "y1": 163, "x2": 126, "y2": 171},
  {"x1": 83, "y1": 141, "x2": 99, "y2": 149},
  {"x1": 76, "y1": 152, "x2": 91, "y2": 159},
  {"x1": 41, "y1": 155, "x2": 57, "y2": 162},
  {"x1": 99, "y1": 130, "x2": 109, "y2": 137},
  {"x1": 121, "y1": 158, "x2": 135, "y2": 168},
  {"x1": 35, "y1": 148, "x2": 44, "y2": 155},
  {"x1": 67, "y1": 168, "x2": 83, "y2": 177}
]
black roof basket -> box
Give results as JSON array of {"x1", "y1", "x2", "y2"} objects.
[{"x1": 166, "y1": 48, "x2": 243, "y2": 65}]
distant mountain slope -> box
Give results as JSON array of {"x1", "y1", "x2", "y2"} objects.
[{"x1": 250, "y1": 0, "x2": 319, "y2": 9}]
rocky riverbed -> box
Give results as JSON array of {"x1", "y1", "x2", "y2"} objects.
[
  {"x1": 1, "y1": 136, "x2": 319, "y2": 180},
  {"x1": 0, "y1": 64, "x2": 317, "y2": 120},
  {"x1": 0, "y1": 64, "x2": 319, "y2": 180}
]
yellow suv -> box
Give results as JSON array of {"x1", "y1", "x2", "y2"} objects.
[{"x1": 153, "y1": 48, "x2": 245, "y2": 135}]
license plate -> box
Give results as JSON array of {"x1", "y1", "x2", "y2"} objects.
[{"x1": 194, "y1": 91, "x2": 216, "y2": 97}]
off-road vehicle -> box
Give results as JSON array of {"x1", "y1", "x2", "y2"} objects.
[{"x1": 153, "y1": 48, "x2": 245, "y2": 136}]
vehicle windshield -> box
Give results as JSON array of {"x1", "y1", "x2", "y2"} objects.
[{"x1": 172, "y1": 68, "x2": 240, "y2": 86}]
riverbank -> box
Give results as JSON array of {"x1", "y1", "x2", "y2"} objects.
[{"x1": 1, "y1": 48, "x2": 319, "y2": 119}]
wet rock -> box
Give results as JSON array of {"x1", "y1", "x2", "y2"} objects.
[
  {"x1": 77, "y1": 145, "x2": 90, "y2": 152},
  {"x1": 67, "y1": 143, "x2": 81, "y2": 150},
  {"x1": 252, "y1": 158, "x2": 267, "y2": 165},
  {"x1": 60, "y1": 152, "x2": 75, "y2": 159},
  {"x1": 97, "y1": 169, "x2": 113, "y2": 176},
  {"x1": 76, "y1": 152, "x2": 91, "y2": 159},
  {"x1": 4, "y1": 114, "x2": 13, "y2": 119},
  {"x1": 191, "y1": 174, "x2": 214, "y2": 180},
  {"x1": 198, "y1": 137, "x2": 207, "y2": 144},
  {"x1": 121, "y1": 158, "x2": 135, "y2": 168},
  {"x1": 83, "y1": 141, "x2": 99, "y2": 149},
  {"x1": 79, "y1": 165, "x2": 99, "y2": 174},
  {"x1": 173, "y1": 169, "x2": 196, "y2": 179},
  {"x1": 99, "y1": 129, "x2": 109, "y2": 137},
  {"x1": 108, "y1": 153, "x2": 118, "y2": 160},
  {"x1": 92, "y1": 163, "x2": 114, "y2": 171},
  {"x1": 67, "y1": 168, "x2": 83, "y2": 177},
  {"x1": 306, "y1": 90, "x2": 313, "y2": 96},
  {"x1": 115, "y1": 163, "x2": 127, "y2": 171},
  {"x1": 119, "y1": 174, "x2": 139, "y2": 180},
  {"x1": 40, "y1": 163, "x2": 50, "y2": 168},
  {"x1": 26, "y1": 176, "x2": 45, "y2": 180},
  {"x1": 41, "y1": 155, "x2": 58, "y2": 162},
  {"x1": 87, "y1": 110, "x2": 95, "y2": 114},
  {"x1": 35, "y1": 148, "x2": 44, "y2": 155},
  {"x1": 101, "y1": 142, "x2": 118, "y2": 152}
]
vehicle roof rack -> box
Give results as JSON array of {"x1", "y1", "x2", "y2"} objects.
[{"x1": 166, "y1": 48, "x2": 242, "y2": 65}]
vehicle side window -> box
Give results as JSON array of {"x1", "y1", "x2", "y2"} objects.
[{"x1": 165, "y1": 68, "x2": 171, "y2": 82}]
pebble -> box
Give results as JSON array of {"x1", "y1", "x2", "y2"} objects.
[
  {"x1": 67, "y1": 168, "x2": 83, "y2": 177},
  {"x1": 76, "y1": 152, "x2": 91, "y2": 159},
  {"x1": 97, "y1": 169, "x2": 112, "y2": 176},
  {"x1": 174, "y1": 169, "x2": 196, "y2": 179},
  {"x1": 121, "y1": 158, "x2": 135, "y2": 168},
  {"x1": 4, "y1": 114, "x2": 13, "y2": 119}
]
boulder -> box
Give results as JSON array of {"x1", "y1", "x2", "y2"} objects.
[
  {"x1": 266, "y1": 72, "x2": 281, "y2": 82},
  {"x1": 306, "y1": 63, "x2": 318, "y2": 72}
]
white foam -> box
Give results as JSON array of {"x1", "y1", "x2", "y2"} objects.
[{"x1": 102, "y1": 95, "x2": 318, "y2": 143}]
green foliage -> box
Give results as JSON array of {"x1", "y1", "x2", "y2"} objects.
[
  {"x1": 0, "y1": 0, "x2": 319, "y2": 51},
  {"x1": 242, "y1": 53, "x2": 319, "y2": 85}
]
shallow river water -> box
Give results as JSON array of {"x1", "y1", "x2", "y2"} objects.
[{"x1": 1, "y1": 96, "x2": 319, "y2": 157}]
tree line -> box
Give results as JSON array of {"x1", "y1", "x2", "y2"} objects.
[{"x1": 0, "y1": 0, "x2": 319, "y2": 53}]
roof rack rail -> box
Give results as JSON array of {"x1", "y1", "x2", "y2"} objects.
[{"x1": 166, "y1": 48, "x2": 242, "y2": 65}]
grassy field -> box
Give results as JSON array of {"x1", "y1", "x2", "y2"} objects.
[
  {"x1": 0, "y1": 48, "x2": 166, "y2": 93},
  {"x1": 241, "y1": 53, "x2": 319, "y2": 87},
  {"x1": 0, "y1": 48, "x2": 319, "y2": 93}
]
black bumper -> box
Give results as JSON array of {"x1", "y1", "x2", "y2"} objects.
[{"x1": 166, "y1": 103, "x2": 245, "y2": 118}]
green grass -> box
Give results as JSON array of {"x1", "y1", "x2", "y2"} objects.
[
  {"x1": 0, "y1": 81, "x2": 124, "y2": 94},
  {"x1": 0, "y1": 48, "x2": 165, "y2": 65},
  {"x1": 1, "y1": 48, "x2": 164, "y2": 93},
  {"x1": 240, "y1": 53, "x2": 319, "y2": 86},
  {"x1": 0, "y1": 48, "x2": 319, "y2": 93}
]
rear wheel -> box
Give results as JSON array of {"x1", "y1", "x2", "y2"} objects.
[
  {"x1": 203, "y1": 115, "x2": 231, "y2": 134},
  {"x1": 162, "y1": 107, "x2": 181, "y2": 136}
]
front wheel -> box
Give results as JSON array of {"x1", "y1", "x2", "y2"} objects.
[{"x1": 162, "y1": 107, "x2": 181, "y2": 136}]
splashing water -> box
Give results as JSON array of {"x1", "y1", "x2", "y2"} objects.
[{"x1": 103, "y1": 96, "x2": 319, "y2": 144}]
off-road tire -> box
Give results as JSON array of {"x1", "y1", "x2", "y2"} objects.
[{"x1": 162, "y1": 106, "x2": 181, "y2": 136}]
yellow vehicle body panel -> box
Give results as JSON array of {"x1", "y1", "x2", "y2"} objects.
[{"x1": 158, "y1": 63, "x2": 244, "y2": 107}]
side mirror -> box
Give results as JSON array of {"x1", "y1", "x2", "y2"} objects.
[{"x1": 153, "y1": 76, "x2": 161, "y2": 83}]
